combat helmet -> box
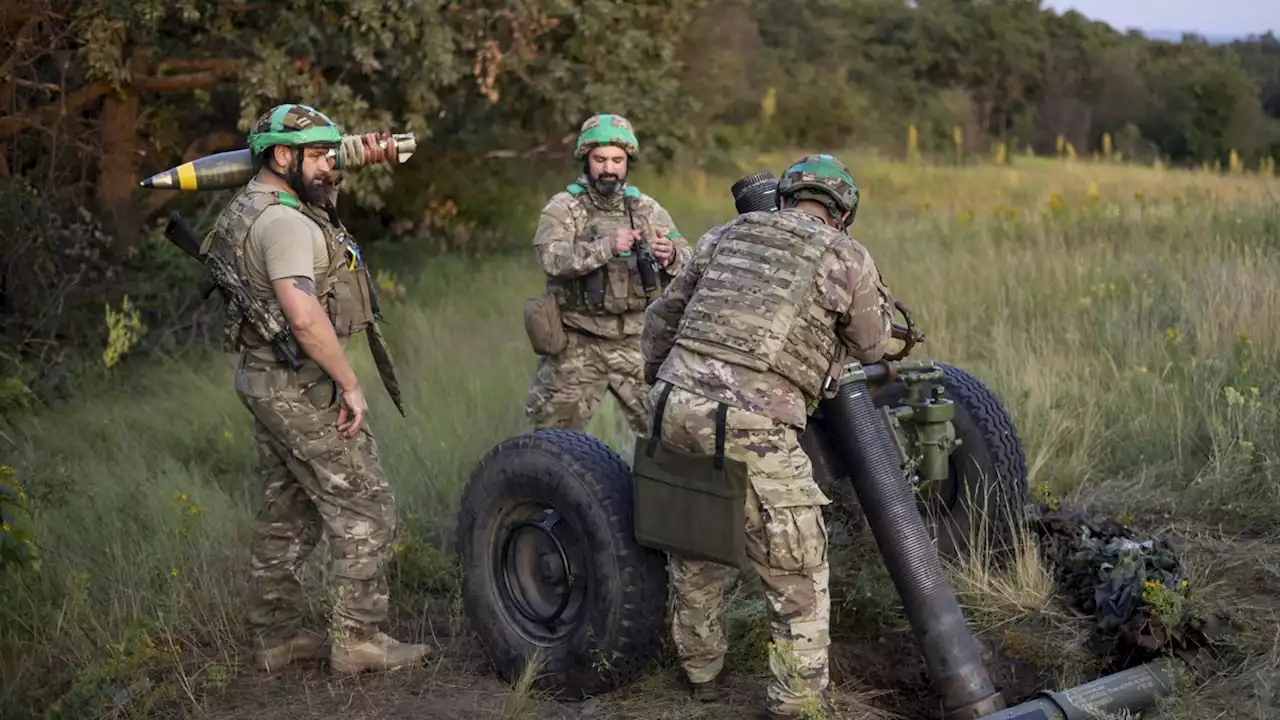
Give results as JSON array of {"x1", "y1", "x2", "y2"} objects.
[
  {"x1": 248, "y1": 103, "x2": 343, "y2": 161},
  {"x1": 573, "y1": 114, "x2": 639, "y2": 159},
  {"x1": 776, "y1": 153, "x2": 860, "y2": 230}
]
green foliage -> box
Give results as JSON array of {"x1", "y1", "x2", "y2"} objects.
[
  {"x1": 680, "y1": 1, "x2": 1280, "y2": 165},
  {"x1": 0, "y1": 466, "x2": 38, "y2": 576},
  {"x1": 44, "y1": 615, "x2": 184, "y2": 720},
  {"x1": 0, "y1": 178, "x2": 120, "y2": 401},
  {"x1": 0, "y1": 379, "x2": 37, "y2": 415},
  {"x1": 3, "y1": 0, "x2": 711, "y2": 396},
  {"x1": 5, "y1": 0, "x2": 1280, "y2": 406}
]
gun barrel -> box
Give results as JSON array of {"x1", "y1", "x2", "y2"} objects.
[
  {"x1": 163, "y1": 212, "x2": 203, "y2": 259},
  {"x1": 731, "y1": 170, "x2": 779, "y2": 214}
]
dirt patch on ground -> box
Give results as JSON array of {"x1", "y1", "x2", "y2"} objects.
[{"x1": 199, "y1": 514, "x2": 1280, "y2": 720}]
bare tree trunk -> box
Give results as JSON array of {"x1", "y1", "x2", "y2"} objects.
[
  {"x1": 0, "y1": 79, "x2": 11, "y2": 177},
  {"x1": 95, "y1": 49, "x2": 145, "y2": 262}
]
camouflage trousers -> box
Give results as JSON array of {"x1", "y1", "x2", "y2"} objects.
[
  {"x1": 647, "y1": 380, "x2": 832, "y2": 717},
  {"x1": 234, "y1": 355, "x2": 398, "y2": 645},
  {"x1": 524, "y1": 330, "x2": 650, "y2": 434}
]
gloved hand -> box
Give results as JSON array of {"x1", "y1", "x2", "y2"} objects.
[{"x1": 360, "y1": 131, "x2": 394, "y2": 164}]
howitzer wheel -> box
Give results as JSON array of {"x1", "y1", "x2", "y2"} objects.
[
  {"x1": 456, "y1": 429, "x2": 668, "y2": 698},
  {"x1": 806, "y1": 363, "x2": 1028, "y2": 559}
]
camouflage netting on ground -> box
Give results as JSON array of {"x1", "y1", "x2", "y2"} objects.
[{"x1": 1027, "y1": 502, "x2": 1226, "y2": 668}]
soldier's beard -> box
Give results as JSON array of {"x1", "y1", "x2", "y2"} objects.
[
  {"x1": 591, "y1": 172, "x2": 624, "y2": 196},
  {"x1": 295, "y1": 176, "x2": 331, "y2": 207},
  {"x1": 267, "y1": 155, "x2": 331, "y2": 207}
]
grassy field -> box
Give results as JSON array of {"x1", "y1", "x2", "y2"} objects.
[{"x1": 2, "y1": 149, "x2": 1279, "y2": 719}]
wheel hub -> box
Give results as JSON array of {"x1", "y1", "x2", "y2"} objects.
[
  {"x1": 495, "y1": 506, "x2": 586, "y2": 643},
  {"x1": 539, "y1": 551, "x2": 567, "y2": 584}
]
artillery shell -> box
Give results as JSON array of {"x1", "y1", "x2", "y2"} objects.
[{"x1": 139, "y1": 133, "x2": 417, "y2": 191}]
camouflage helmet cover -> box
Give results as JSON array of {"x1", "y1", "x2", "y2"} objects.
[
  {"x1": 574, "y1": 114, "x2": 640, "y2": 159},
  {"x1": 248, "y1": 103, "x2": 343, "y2": 158},
  {"x1": 776, "y1": 153, "x2": 860, "y2": 229}
]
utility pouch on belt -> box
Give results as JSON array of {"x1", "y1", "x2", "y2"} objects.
[
  {"x1": 632, "y1": 383, "x2": 749, "y2": 569},
  {"x1": 522, "y1": 292, "x2": 568, "y2": 356}
]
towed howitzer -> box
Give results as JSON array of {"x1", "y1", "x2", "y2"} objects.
[
  {"x1": 163, "y1": 211, "x2": 302, "y2": 371},
  {"x1": 730, "y1": 169, "x2": 926, "y2": 360},
  {"x1": 729, "y1": 171, "x2": 1186, "y2": 718},
  {"x1": 450, "y1": 169, "x2": 1189, "y2": 720},
  {"x1": 140, "y1": 133, "x2": 417, "y2": 191}
]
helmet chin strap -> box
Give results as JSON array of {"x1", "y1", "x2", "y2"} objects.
[
  {"x1": 782, "y1": 194, "x2": 848, "y2": 230},
  {"x1": 262, "y1": 147, "x2": 311, "y2": 200}
]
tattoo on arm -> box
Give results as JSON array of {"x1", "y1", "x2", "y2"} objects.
[{"x1": 290, "y1": 276, "x2": 316, "y2": 296}]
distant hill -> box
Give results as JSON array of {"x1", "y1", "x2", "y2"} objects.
[{"x1": 1140, "y1": 29, "x2": 1259, "y2": 44}]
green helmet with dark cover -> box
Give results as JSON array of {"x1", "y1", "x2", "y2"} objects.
[
  {"x1": 574, "y1": 114, "x2": 639, "y2": 159},
  {"x1": 776, "y1": 153, "x2": 860, "y2": 229},
  {"x1": 248, "y1": 103, "x2": 343, "y2": 160}
]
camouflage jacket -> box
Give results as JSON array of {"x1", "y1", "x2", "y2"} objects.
[
  {"x1": 533, "y1": 176, "x2": 692, "y2": 340},
  {"x1": 641, "y1": 208, "x2": 894, "y2": 429}
]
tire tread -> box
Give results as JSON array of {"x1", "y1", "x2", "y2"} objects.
[
  {"x1": 937, "y1": 363, "x2": 1028, "y2": 503},
  {"x1": 457, "y1": 429, "x2": 668, "y2": 699}
]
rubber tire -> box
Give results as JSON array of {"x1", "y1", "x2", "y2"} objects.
[
  {"x1": 807, "y1": 363, "x2": 1028, "y2": 559},
  {"x1": 455, "y1": 429, "x2": 669, "y2": 699}
]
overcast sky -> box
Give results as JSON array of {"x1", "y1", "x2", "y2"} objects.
[{"x1": 1042, "y1": 0, "x2": 1278, "y2": 37}]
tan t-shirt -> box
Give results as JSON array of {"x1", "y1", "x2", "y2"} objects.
[
  {"x1": 238, "y1": 185, "x2": 337, "y2": 368},
  {"x1": 241, "y1": 194, "x2": 329, "y2": 304}
]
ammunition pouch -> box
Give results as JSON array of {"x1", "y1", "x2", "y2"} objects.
[
  {"x1": 328, "y1": 259, "x2": 376, "y2": 338},
  {"x1": 548, "y1": 267, "x2": 607, "y2": 315},
  {"x1": 583, "y1": 265, "x2": 607, "y2": 309},
  {"x1": 632, "y1": 383, "x2": 749, "y2": 569},
  {"x1": 523, "y1": 292, "x2": 568, "y2": 356}
]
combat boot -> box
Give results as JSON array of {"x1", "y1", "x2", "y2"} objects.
[
  {"x1": 252, "y1": 630, "x2": 329, "y2": 672},
  {"x1": 329, "y1": 631, "x2": 428, "y2": 675}
]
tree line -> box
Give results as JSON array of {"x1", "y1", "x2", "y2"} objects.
[
  {"x1": 684, "y1": 0, "x2": 1280, "y2": 168},
  {"x1": 1, "y1": 0, "x2": 1277, "y2": 405}
]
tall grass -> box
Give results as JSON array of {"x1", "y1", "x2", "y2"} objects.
[{"x1": 1, "y1": 150, "x2": 1277, "y2": 717}]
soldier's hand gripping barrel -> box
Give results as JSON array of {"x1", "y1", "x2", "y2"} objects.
[{"x1": 139, "y1": 133, "x2": 416, "y2": 191}]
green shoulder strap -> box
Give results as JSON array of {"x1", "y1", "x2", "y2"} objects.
[{"x1": 566, "y1": 183, "x2": 639, "y2": 199}]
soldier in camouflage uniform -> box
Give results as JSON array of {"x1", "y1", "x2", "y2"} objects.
[
  {"x1": 640, "y1": 154, "x2": 896, "y2": 719},
  {"x1": 204, "y1": 103, "x2": 426, "y2": 675},
  {"x1": 523, "y1": 114, "x2": 693, "y2": 433}
]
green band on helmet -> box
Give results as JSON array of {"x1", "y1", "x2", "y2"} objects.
[
  {"x1": 577, "y1": 124, "x2": 638, "y2": 150},
  {"x1": 777, "y1": 153, "x2": 860, "y2": 230},
  {"x1": 249, "y1": 103, "x2": 343, "y2": 157},
  {"x1": 249, "y1": 126, "x2": 342, "y2": 157},
  {"x1": 575, "y1": 114, "x2": 639, "y2": 156},
  {"x1": 269, "y1": 104, "x2": 293, "y2": 133},
  {"x1": 783, "y1": 160, "x2": 855, "y2": 185}
]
